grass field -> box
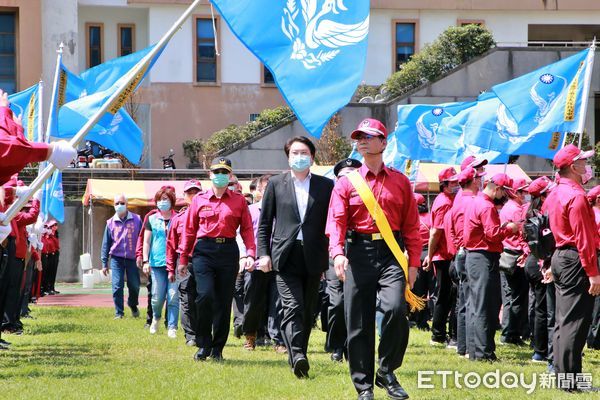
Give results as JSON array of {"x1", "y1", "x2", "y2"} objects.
[{"x1": 0, "y1": 306, "x2": 598, "y2": 399}]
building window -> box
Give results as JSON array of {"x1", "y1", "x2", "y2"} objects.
[
  {"x1": 0, "y1": 12, "x2": 16, "y2": 94},
  {"x1": 249, "y1": 113, "x2": 260, "y2": 122},
  {"x1": 86, "y1": 23, "x2": 103, "y2": 68},
  {"x1": 457, "y1": 19, "x2": 485, "y2": 27},
  {"x1": 263, "y1": 65, "x2": 275, "y2": 85},
  {"x1": 195, "y1": 17, "x2": 218, "y2": 83},
  {"x1": 118, "y1": 24, "x2": 135, "y2": 57},
  {"x1": 394, "y1": 21, "x2": 416, "y2": 71}
]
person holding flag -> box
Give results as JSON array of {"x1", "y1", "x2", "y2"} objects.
[{"x1": 326, "y1": 118, "x2": 422, "y2": 400}]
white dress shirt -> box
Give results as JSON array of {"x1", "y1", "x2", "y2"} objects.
[{"x1": 291, "y1": 171, "x2": 311, "y2": 240}]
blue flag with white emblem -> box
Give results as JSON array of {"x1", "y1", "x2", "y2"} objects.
[
  {"x1": 211, "y1": 0, "x2": 370, "y2": 137},
  {"x1": 40, "y1": 170, "x2": 64, "y2": 223},
  {"x1": 347, "y1": 132, "x2": 411, "y2": 172},
  {"x1": 8, "y1": 84, "x2": 41, "y2": 143},
  {"x1": 490, "y1": 48, "x2": 592, "y2": 157}
]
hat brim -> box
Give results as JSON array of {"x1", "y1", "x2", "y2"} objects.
[
  {"x1": 350, "y1": 127, "x2": 386, "y2": 140},
  {"x1": 470, "y1": 158, "x2": 489, "y2": 168},
  {"x1": 574, "y1": 149, "x2": 595, "y2": 161},
  {"x1": 210, "y1": 165, "x2": 232, "y2": 172},
  {"x1": 184, "y1": 184, "x2": 202, "y2": 192}
]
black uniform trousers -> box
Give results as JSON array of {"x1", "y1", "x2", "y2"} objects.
[
  {"x1": 191, "y1": 239, "x2": 239, "y2": 352},
  {"x1": 431, "y1": 259, "x2": 453, "y2": 342},
  {"x1": 2, "y1": 256, "x2": 24, "y2": 330},
  {"x1": 546, "y1": 281, "x2": 556, "y2": 364},
  {"x1": 550, "y1": 248, "x2": 594, "y2": 379},
  {"x1": 345, "y1": 237, "x2": 409, "y2": 393},
  {"x1": 233, "y1": 269, "x2": 246, "y2": 330},
  {"x1": 455, "y1": 248, "x2": 472, "y2": 355},
  {"x1": 243, "y1": 270, "x2": 277, "y2": 337},
  {"x1": 275, "y1": 240, "x2": 321, "y2": 367},
  {"x1": 19, "y1": 257, "x2": 36, "y2": 317},
  {"x1": 588, "y1": 296, "x2": 600, "y2": 349},
  {"x1": 523, "y1": 254, "x2": 548, "y2": 356},
  {"x1": 177, "y1": 267, "x2": 197, "y2": 343},
  {"x1": 0, "y1": 239, "x2": 12, "y2": 340},
  {"x1": 465, "y1": 250, "x2": 501, "y2": 361},
  {"x1": 325, "y1": 262, "x2": 346, "y2": 352},
  {"x1": 500, "y1": 250, "x2": 529, "y2": 341},
  {"x1": 410, "y1": 247, "x2": 434, "y2": 329}
]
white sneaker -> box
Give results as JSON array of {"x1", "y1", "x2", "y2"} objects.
[
  {"x1": 149, "y1": 318, "x2": 160, "y2": 334},
  {"x1": 167, "y1": 328, "x2": 177, "y2": 339}
]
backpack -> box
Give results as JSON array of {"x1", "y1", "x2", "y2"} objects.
[{"x1": 523, "y1": 210, "x2": 556, "y2": 260}]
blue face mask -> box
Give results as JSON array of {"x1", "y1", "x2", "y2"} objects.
[
  {"x1": 289, "y1": 154, "x2": 312, "y2": 172},
  {"x1": 157, "y1": 200, "x2": 171, "y2": 212},
  {"x1": 212, "y1": 173, "x2": 230, "y2": 188},
  {"x1": 114, "y1": 204, "x2": 126, "y2": 215}
]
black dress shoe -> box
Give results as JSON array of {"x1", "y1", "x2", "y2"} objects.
[
  {"x1": 331, "y1": 348, "x2": 344, "y2": 362},
  {"x1": 375, "y1": 371, "x2": 409, "y2": 400},
  {"x1": 233, "y1": 324, "x2": 242, "y2": 339},
  {"x1": 210, "y1": 349, "x2": 224, "y2": 362},
  {"x1": 358, "y1": 389, "x2": 374, "y2": 400},
  {"x1": 194, "y1": 347, "x2": 211, "y2": 361},
  {"x1": 293, "y1": 356, "x2": 310, "y2": 378}
]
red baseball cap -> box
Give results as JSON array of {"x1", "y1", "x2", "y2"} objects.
[
  {"x1": 511, "y1": 178, "x2": 529, "y2": 191},
  {"x1": 183, "y1": 179, "x2": 202, "y2": 192},
  {"x1": 458, "y1": 167, "x2": 486, "y2": 184},
  {"x1": 528, "y1": 176, "x2": 555, "y2": 197},
  {"x1": 414, "y1": 193, "x2": 426, "y2": 205},
  {"x1": 587, "y1": 185, "x2": 600, "y2": 203},
  {"x1": 553, "y1": 144, "x2": 594, "y2": 169},
  {"x1": 460, "y1": 155, "x2": 488, "y2": 171},
  {"x1": 490, "y1": 173, "x2": 513, "y2": 190},
  {"x1": 350, "y1": 118, "x2": 388, "y2": 140},
  {"x1": 439, "y1": 167, "x2": 459, "y2": 183}
]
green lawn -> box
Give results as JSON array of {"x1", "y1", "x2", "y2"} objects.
[{"x1": 0, "y1": 306, "x2": 598, "y2": 399}]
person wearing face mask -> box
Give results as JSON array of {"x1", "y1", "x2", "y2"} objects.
[
  {"x1": 143, "y1": 187, "x2": 178, "y2": 338},
  {"x1": 586, "y1": 185, "x2": 600, "y2": 351},
  {"x1": 178, "y1": 157, "x2": 255, "y2": 362},
  {"x1": 166, "y1": 180, "x2": 202, "y2": 347},
  {"x1": 463, "y1": 173, "x2": 519, "y2": 361},
  {"x1": 543, "y1": 145, "x2": 600, "y2": 391},
  {"x1": 424, "y1": 167, "x2": 459, "y2": 347},
  {"x1": 498, "y1": 179, "x2": 531, "y2": 347},
  {"x1": 101, "y1": 194, "x2": 143, "y2": 320},
  {"x1": 448, "y1": 166, "x2": 486, "y2": 358},
  {"x1": 256, "y1": 137, "x2": 334, "y2": 379}
]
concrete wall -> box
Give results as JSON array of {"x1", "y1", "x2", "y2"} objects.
[{"x1": 56, "y1": 202, "x2": 85, "y2": 283}]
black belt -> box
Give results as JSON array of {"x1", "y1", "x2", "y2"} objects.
[
  {"x1": 346, "y1": 230, "x2": 401, "y2": 242},
  {"x1": 503, "y1": 248, "x2": 523, "y2": 256},
  {"x1": 198, "y1": 237, "x2": 236, "y2": 244},
  {"x1": 556, "y1": 245, "x2": 577, "y2": 251}
]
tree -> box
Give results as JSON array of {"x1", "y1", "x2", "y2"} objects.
[{"x1": 314, "y1": 114, "x2": 352, "y2": 165}]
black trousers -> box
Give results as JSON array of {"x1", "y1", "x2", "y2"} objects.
[
  {"x1": 242, "y1": 270, "x2": 275, "y2": 336},
  {"x1": 275, "y1": 241, "x2": 321, "y2": 366},
  {"x1": 41, "y1": 253, "x2": 50, "y2": 293},
  {"x1": 20, "y1": 257, "x2": 36, "y2": 317},
  {"x1": 448, "y1": 261, "x2": 458, "y2": 342},
  {"x1": 192, "y1": 240, "x2": 238, "y2": 351},
  {"x1": 410, "y1": 247, "x2": 434, "y2": 329},
  {"x1": 455, "y1": 249, "x2": 472, "y2": 355},
  {"x1": 588, "y1": 296, "x2": 600, "y2": 349},
  {"x1": 500, "y1": 252, "x2": 529, "y2": 341},
  {"x1": 523, "y1": 254, "x2": 548, "y2": 356},
  {"x1": 325, "y1": 263, "x2": 346, "y2": 351},
  {"x1": 2, "y1": 256, "x2": 24, "y2": 330},
  {"x1": 550, "y1": 248, "x2": 594, "y2": 379},
  {"x1": 431, "y1": 259, "x2": 453, "y2": 342},
  {"x1": 146, "y1": 273, "x2": 153, "y2": 325},
  {"x1": 0, "y1": 239, "x2": 12, "y2": 340},
  {"x1": 42, "y1": 252, "x2": 58, "y2": 292},
  {"x1": 345, "y1": 238, "x2": 409, "y2": 393},
  {"x1": 465, "y1": 250, "x2": 501, "y2": 360},
  {"x1": 233, "y1": 269, "x2": 246, "y2": 329},
  {"x1": 546, "y1": 281, "x2": 556, "y2": 364},
  {"x1": 178, "y1": 268, "x2": 197, "y2": 343}
]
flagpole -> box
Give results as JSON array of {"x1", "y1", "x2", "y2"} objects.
[
  {"x1": 577, "y1": 39, "x2": 596, "y2": 148},
  {"x1": 45, "y1": 43, "x2": 64, "y2": 143},
  {"x1": 2, "y1": 0, "x2": 203, "y2": 224},
  {"x1": 37, "y1": 80, "x2": 44, "y2": 143}
]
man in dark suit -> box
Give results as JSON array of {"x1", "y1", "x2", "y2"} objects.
[{"x1": 257, "y1": 136, "x2": 334, "y2": 379}]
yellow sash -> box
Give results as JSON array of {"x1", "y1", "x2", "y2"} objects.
[{"x1": 347, "y1": 170, "x2": 425, "y2": 312}]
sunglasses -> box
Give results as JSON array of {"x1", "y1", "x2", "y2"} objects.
[
  {"x1": 212, "y1": 169, "x2": 230, "y2": 175},
  {"x1": 114, "y1": 202, "x2": 126, "y2": 205}
]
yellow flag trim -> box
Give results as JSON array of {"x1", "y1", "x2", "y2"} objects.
[{"x1": 346, "y1": 170, "x2": 425, "y2": 312}]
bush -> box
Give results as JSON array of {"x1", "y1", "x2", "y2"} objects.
[
  {"x1": 353, "y1": 84, "x2": 381, "y2": 102},
  {"x1": 385, "y1": 25, "x2": 495, "y2": 99},
  {"x1": 314, "y1": 114, "x2": 352, "y2": 165}
]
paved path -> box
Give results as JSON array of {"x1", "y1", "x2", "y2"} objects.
[{"x1": 35, "y1": 284, "x2": 148, "y2": 308}]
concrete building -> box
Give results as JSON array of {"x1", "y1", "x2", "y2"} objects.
[{"x1": 1, "y1": 0, "x2": 600, "y2": 169}]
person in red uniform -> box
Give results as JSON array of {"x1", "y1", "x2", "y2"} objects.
[
  {"x1": 326, "y1": 118, "x2": 421, "y2": 400},
  {"x1": 40, "y1": 223, "x2": 54, "y2": 296},
  {"x1": 586, "y1": 185, "x2": 600, "y2": 350},
  {"x1": 424, "y1": 167, "x2": 459, "y2": 346},
  {"x1": 166, "y1": 179, "x2": 202, "y2": 347},
  {"x1": 410, "y1": 193, "x2": 434, "y2": 331},
  {"x1": 178, "y1": 158, "x2": 255, "y2": 362},
  {"x1": 45, "y1": 221, "x2": 60, "y2": 295},
  {"x1": 544, "y1": 145, "x2": 600, "y2": 390},
  {"x1": 449, "y1": 166, "x2": 485, "y2": 358},
  {"x1": 464, "y1": 173, "x2": 519, "y2": 361},
  {"x1": 499, "y1": 178, "x2": 530, "y2": 346}
]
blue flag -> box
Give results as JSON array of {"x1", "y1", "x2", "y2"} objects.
[
  {"x1": 347, "y1": 130, "x2": 411, "y2": 173},
  {"x1": 491, "y1": 48, "x2": 592, "y2": 157},
  {"x1": 40, "y1": 170, "x2": 64, "y2": 223},
  {"x1": 8, "y1": 84, "x2": 41, "y2": 143},
  {"x1": 53, "y1": 47, "x2": 161, "y2": 163},
  {"x1": 211, "y1": 0, "x2": 370, "y2": 137}
]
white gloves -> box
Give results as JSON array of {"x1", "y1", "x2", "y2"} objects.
[
  {"x1": 48, "y1": 140, "x2": 76, "y2": 170},
  {"x1": 33, "y1": 189, "x2": 43, "y2": 201},
  {"x1": 0, "y1": 213, "x2": 11, "y2": 242},
  {"x1": 15, "y1": 185, "x2": 29, "y2": 198},
  {"x1": 32, "y1": 218, "x2": 45, "y2": 235}
]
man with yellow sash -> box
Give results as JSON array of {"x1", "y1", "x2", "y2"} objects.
[{"x1": 326, "y1": 118, "x2": 422, "y2": 400}]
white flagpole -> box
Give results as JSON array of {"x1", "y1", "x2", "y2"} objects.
[
  {"x1": 37, "y1": 80, "x2": 44, "y2": 143},
  {"x1": 577, "y1": 39, "x2": 596, "y2": 148},
  {"x1": 2, "y1": 0, "x2": 203, "y2": 224},
  {"x1": 45, "y1": 43, "x2": 64, "y2": 143}
]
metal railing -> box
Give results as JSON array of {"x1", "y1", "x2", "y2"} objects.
[{"x1": 496, "y1": 41, "x2": 594, "y2": 48}]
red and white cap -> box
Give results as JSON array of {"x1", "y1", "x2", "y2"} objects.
[
  {"x1": 350, "y1": 118, "x2": 388, "y2": 140},
  {"x1": 183, "y1": 179, "x2": 202, "y2": 192},
  {"x1": 527, "y1": 176, "x2": 555, "y2": 197},
  {"x1": 457, "y1": 166, "x2": 486, "y2": 184},
  {"x1": 438, "y1": 167, "x2": 459, "y2": 183},
  {"x1": 553, "y1": 144, "x2": 594, "y2": 169},
  {"x1": 460, "y1": 155, "x2": 488, "y2": 171}
]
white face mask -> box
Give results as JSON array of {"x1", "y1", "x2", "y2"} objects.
[{"x1": 523, "y1": 194, "x2": 532, "y2": 203}]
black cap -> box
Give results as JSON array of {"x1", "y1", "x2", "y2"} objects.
[
  {"x1": 333, "y1": 158, "x2": 362, "y2": 177},
  {"x1": 210, "y1": 157, "x2": 232, "y2": 172}
]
